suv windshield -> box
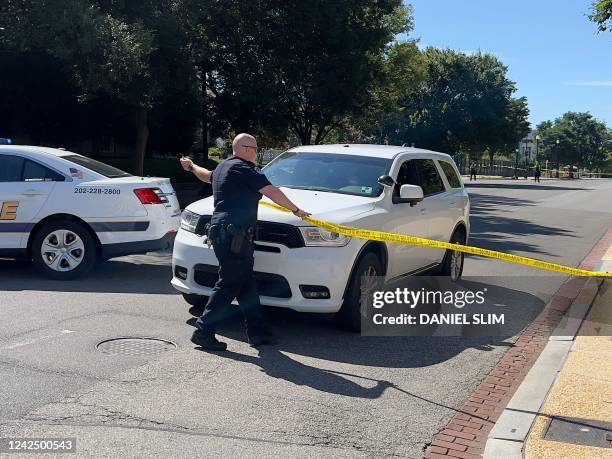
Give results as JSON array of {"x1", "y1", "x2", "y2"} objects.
[
  {"x1": 61, "y1": 154, "x2": 131, "y2": 178},
  {"x1": 264, "y1": 152, "x2": 391, "y2": 197}
]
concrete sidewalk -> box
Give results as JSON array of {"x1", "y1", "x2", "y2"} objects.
[{"x1": 524, "y1": 253, "x2": 612, "y2": 458}]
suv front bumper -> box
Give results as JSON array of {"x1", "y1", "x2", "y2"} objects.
[{"x1": 171, "y1": 228, "x2": 359, "y2": 313}]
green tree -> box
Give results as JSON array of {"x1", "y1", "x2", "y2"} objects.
[
  {"x1": 364, "y1": 47, "x2": 529, "y2": 158},
  {"x1": 538, "y1": 112, "x2": 610, "y2": 171},
  {"x1": 590, "y1": 0, "x2": 612, "y2": 31},
  {"x1": 355, "y1": 40, "x2": 426, "y2": 144},
  {"x1": 486, "y1": 97, "x2": 530, "y2": 170},
  {"x1": 183, "y1": 0, "x2": 412, "y2": 146},
  {"x1": 1, "y1": 0, "x2": 199, "y2": 174}
]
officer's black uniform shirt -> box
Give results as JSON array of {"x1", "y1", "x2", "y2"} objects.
[{"x1": 210, "y1": 156, "x2": 271, "y2": 227}]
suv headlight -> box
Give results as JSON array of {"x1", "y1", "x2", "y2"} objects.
[
  {"x1": 299, "y1": 227, "x2": 350, "y2": 247},
  {"x1": 180, "y1": 210, "x2": 200, "y2": 233}
]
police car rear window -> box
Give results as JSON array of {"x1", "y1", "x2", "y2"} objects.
[{"x1": 61, "y1": 155, "x2": 131, "y2": 178}]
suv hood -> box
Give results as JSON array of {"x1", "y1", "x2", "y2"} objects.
[{"x1": 186, "y1": 187, "x2": 377, "y2": 225}]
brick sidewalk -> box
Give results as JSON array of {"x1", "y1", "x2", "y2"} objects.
[{"x1": 425, "y1": 227, "x2": 612, "y2": 459}]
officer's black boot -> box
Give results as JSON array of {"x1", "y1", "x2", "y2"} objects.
[{"x1": 191, "y1": 330, "x2": 227, "y2": 351}]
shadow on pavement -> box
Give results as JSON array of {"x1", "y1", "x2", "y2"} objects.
[
  {"x1": 187, "y1": 279, "x2": 544, "y2": 399},
  {"x1": 0, "y1": 254, "x2": 177, "y2": 295},
  {"x1": 466, "y1": 183, "x2": 592, "y2": 191},
  {"x1": 468, "y1": 192, "x2": 575, "y2": 256}
]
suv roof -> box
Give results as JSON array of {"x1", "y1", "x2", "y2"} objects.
[{"x1": 288, "y1": 143, "x2": 451, "y2": 160}]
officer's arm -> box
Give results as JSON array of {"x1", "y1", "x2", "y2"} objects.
[
  {"x1": 180, "y1": 156, "x2": 212, "y2": 183},
  {"x1": 260, "y1": 185, "x2": 311, "y2": 218}
]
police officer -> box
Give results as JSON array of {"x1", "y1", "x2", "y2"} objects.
[{"x1": 180, "y1": 133, "x2": 310, "y2": 351}]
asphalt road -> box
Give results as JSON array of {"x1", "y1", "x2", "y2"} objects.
[{"x1": 1, "y1": 179, "x2": 611, "y2": 458}]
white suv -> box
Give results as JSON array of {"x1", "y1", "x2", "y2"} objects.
[{"x1": 172, "y1": 144, "x2": 469, "y2": 331}]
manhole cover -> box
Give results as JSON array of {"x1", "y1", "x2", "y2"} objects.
[
  {"x1": 96, "y1": 338, "x2": 177, "y2": 356},
  {"x1": 544, "y1": 416, "x2": 612, "y2": 448}
]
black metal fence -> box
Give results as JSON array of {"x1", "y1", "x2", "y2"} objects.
[{"x1": 452, "y1": 157, "x2": 523, "y2": 177}]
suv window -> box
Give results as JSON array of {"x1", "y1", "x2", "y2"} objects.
[
  {"x1": 0, "y1": 155, "x2": 24, "y2": 182},
  {"x1": 23, "y1": 160, "x2": 65, "y2": 182},
  {"x1": 439, "y1": 161, "x2": 462, "y2": 188},
  {"x1": 395, "y1": 159, "x2": 446, "y2": 198}
]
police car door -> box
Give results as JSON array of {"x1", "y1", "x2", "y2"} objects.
[{"x1": 0, "y1": 154, "x2": 61, "y2": 250}]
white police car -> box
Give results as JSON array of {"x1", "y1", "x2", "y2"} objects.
[{"x1": 0, "y1": 145, "x2": 181, "y2": 279}]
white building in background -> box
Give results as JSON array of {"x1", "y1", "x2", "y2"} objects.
[{"x1": 518, "y1": 130, "x2": 539, "y2": 163}]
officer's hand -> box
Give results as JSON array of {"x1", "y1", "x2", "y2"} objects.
[
  {"x1": 180, "y1": 156, "x2": 193, "y2": 171},
  {"x1": 294, "y1": 209, "x2": 311, "y2": 219}
]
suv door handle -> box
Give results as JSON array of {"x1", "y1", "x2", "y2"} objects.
[{"x1": 21, "y1": 189, "x2": 44, "y2": 197}]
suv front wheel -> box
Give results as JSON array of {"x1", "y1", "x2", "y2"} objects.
[
  {"x1": 335, "y1": 252, "x2": 383, "y2": 333},
  {"x1": 438, "y1": 230, "x2": 466, "y2": 281}
]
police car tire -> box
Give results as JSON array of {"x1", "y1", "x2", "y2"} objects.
[
  {"x1": 335, "y1": 252, "x2": 382, "y2": 333},
  {"x1": 438, "y1": 230, "x2": 466, "y2": 281},
  {"x1": 31, "y1": 220, "x2": 97, "y2": 280}
]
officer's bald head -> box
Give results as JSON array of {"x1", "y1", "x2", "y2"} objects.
[{"x1": 232, "y1": 133, "x2": 258, "y2": 162}]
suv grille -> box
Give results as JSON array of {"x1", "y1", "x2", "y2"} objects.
[
  {"x1": 194, "y1": 264, "x2": 292, "y2": 298},
  {"x1": 194, "y1": 215, "x2": 304, "y2": 248}
]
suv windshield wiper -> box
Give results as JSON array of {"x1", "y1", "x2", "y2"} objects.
[{"x1": 280, "y1": 185, "x2": 336, "y2": 192}]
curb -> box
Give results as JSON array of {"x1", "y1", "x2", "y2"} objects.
[{"x1": 424, "y1": 227, "x2": 612, "y2": 459}]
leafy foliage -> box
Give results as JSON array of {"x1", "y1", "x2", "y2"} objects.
[
  {"x1": 180, "y1": 0, "x2": 412, "y2": 145},
  {"x1": 353, "y1": 46, "x2": 529, "y2": 157},
  {"x1": 537, "y1": 112, "x2": 611, "y2": 169},
  {"x1": 590, "y1": 0, "x2": 612, "y2": 32},
  {"x1": 1, "y1": 0, "x2": 607, "y2": 174}
]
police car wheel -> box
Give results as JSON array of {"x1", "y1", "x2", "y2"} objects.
[
  {"x1": 439, "y1": 230, "x2": 466, "y2": 282},
  {"x1": 335, "y1": 252, "x2": 382, "y2": 333},
  {"x1": 31, "y1": 221, "x2": 97, "y2": 280}
]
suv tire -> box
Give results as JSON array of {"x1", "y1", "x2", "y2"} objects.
[
  {"x1": 182, "y1": 293, "x2": 208, "y2": 308},
  {"x1": 335, "y1": 252, "x2": 383, "y2": 333},
  {"x1": 31, "y1": 220, "x2": 97, "y2": 280},
  {"x1": 438, "y1": 230, "x2": 466, "y2": 281}
]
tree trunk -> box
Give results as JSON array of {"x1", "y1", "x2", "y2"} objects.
[
  {"x1": 200, "y1": 63, "x2": 209, "y2": 163},
  {"x1": 134, "y1": 107, "x2": 149, "y2": 176}
]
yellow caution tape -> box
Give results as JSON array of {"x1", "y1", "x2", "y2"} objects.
[{"x1": 259, "y1": 201, "x2": 612, "y2": 278}]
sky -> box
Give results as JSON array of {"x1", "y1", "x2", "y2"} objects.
[{"x1": 406, "y1": 0, "x2": 612, "y2": 128}]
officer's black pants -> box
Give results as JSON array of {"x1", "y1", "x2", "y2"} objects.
[{"x1": 196, "y1": 232, "x2": 267, "y2": 337}]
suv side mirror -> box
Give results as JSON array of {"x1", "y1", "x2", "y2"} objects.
[
  {"x1": 397, "y1": 184, "x2": 424, "y2": 206},
  {"x1": 377, "y1": 175, "x2": 395, "y2": 187}
]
